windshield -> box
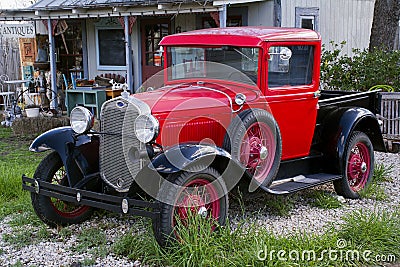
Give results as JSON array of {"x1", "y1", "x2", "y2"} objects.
[{"x1": 166, "y1": 46, "x2": 259, "y2": 85}]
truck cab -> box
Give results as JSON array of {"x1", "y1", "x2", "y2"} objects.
[{"x1": 156, "y1": 27, "x2": 321, "y2": 160}]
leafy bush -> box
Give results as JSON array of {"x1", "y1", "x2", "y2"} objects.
[{"x1": 320, "y1": 41, "x2": 400, "y2": 91}]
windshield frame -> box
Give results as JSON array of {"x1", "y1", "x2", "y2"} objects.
[{"x1": 164, "y1": 45, "x2": 262, "y2": 87}]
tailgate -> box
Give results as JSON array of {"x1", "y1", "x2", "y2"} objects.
[{"x1": 378, "y1": 92, "x2": 400, "y2": 152}]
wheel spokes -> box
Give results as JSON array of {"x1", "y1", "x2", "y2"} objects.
[
  {"x1": 347, "y1": 142, "x2": 370, "y2": 191},
  {"x1": 240, "y1": 122, "x2": 276, "y2": 182}
]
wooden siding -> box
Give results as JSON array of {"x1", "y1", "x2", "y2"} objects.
[{"x1": 281, "y1": 0, "x2": 375, "y2": 55}]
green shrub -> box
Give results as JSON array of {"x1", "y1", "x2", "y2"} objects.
[{"x1": 320, "y1": 41, "x2": 400, "y2": 91}]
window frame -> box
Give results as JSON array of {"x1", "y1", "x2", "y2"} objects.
[
  {"x1": 166, "y1": 45, "x2": 260, "y2": 86},
  {"x1": 295, "y1": 7, "x2": 319, "y2": 32},
  {"x1": 95, "y1": 26, "x2": 127, "y2": 71},
  {"x1": 266, "y1": 43, "x2": 316, "y2": 90}
]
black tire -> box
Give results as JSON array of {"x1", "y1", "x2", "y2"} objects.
[
  {"x1": 223, "y1": 109, "x2": 282, "y2": 191},
  {"x1": 334, "y1": 131, "x2": 374, "y2": 199},
  {"x1": 154, "y1": 166, "x2": 228, "y2": 247},
  {"x1": 31, "y1": 151, "x2": 93, "y2": 227}
]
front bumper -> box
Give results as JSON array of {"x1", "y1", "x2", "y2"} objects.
[{"x1": 22, "y1": 175, "x2": 160, "y2": 220}]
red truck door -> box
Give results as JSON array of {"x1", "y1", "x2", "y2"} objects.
[{"x1": 264, "y1": 43, "x2": 321, "y2": 160}]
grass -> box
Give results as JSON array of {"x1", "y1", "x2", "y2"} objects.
[
  {"x1": 9, "y1": 261, "x2": 23, "y2": 267},
  {"x1": 264, "y1": 194, "x2": 298, "y2": 216},
  {"x1": 58, "y1": 227, "x2": 73, "y2": 239},
  {"x1": 308, "y1": 190, "x2": 343, "y2": 209},
  {"x1": 360, "y1": 163, "x2": 393, "y2": 201},
  {"x1": 0, "y1": 127, "x2": 46, "y2": 219},
  {"x1": 373, "y1": 163, "x2": 393, "y2": 183},
  {"x1": 8, "y1": 211, "x2": 42, "y2": 227},
  {"x1": 73, "y1": 227, "x2": 108, "y2": 258},
  {"x1": 112, "y1": 220, "x2": 161, "y2": 263},
  {"x1": 110, "y1": 209, "x2": 400, "y2": 267},
  {"x1": 81, "y1": 258, "x2": 96, "y2": 266},
  {"x1": 0, "y1": 127, "x2": 52, "y2": 248},
  {"x1": 3, "y1": 228, "x2": 37, "y2": 249}
]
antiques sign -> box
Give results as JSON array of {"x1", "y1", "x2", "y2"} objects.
[{"x1": 0, "y1": 23, "x2": 35, "y2": 38}]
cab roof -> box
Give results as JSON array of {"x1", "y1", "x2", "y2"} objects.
[{"x1": 160, "y1": 27, "x2": 321, "y2": 47}]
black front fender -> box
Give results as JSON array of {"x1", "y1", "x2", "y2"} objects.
[
  {"x1": 132, "y1": 144, "x2": 246, "y2": 197},
  {"x1": 30, "y1": 126, "x2": 95, "y2": 186},
  {"x1": 30, "y1": 127, "x2": 91, "y2": 155}
]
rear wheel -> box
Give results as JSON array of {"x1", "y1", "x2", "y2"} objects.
[
  {"x1": 154, "y1": 166, "x2": 228, "y2": 246},
  {"x1": 334, "y1": 131, "x2": 374, "y2": 199},
  {"x1": 31, "y1": 151, "x2": 93, "y2": 227}
]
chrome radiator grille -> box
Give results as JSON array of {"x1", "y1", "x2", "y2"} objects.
[{"x1": 100, "y1": 97, "x2": 142, "y2": 192}]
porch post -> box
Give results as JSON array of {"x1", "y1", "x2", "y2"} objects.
[
  {"x1": 274, "y1": 0, "x2": 282, "y2": 27},
  {"x1": 124, "y1": 16, "x2": 134, "y2": 93},
  {"x1": 81, "y1": 20, "x2": 89, "y2": 79},
  {"x1": 219, "y1": 4, "x2": 227, "y2": 28},
  {"x1": 47, "y1": 18, "x2": 58, "y2": 109}
]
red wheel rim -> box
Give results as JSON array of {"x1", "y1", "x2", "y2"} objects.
[
  {"x1": 50, "y1": 167, "x2": 89, "y2": 218},
  {"x1": 173, "y1": 178, "x2": 220, "y2": 228},
  {"x1": 240, "y1": 122, "x2": 276, "y2": 183},
  {"x1": 347, "y1": 142, "x2": 371, "y2": 191}
]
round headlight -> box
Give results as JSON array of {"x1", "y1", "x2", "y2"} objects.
[
  {"x1": 134, "y1": 114, "x2": 159, "y2": 143},
  {"x1": 70, "y1": 106, "x2": 94, "y2": 134}
]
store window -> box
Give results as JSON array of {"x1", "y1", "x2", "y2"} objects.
[
  {"x1": 96, "y1": 28, "x2": 126, "y2": 70},
  {"x1": 54, "y1": 20, "x2": 84, "y2": 80}
]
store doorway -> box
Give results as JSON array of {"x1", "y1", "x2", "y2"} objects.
[{"x1": 141, "y1": 19, "x2": 170, "y2": 83}]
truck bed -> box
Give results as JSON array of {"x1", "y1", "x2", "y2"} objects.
[
  {"x1": 318, "y1": 90, "x2": 378, "y2": 113},
  {"x1": 318, "y1": 89, "x2": 400, "y2": 152}
]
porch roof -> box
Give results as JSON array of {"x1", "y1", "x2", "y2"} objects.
[
  {"x1": 28, "y1": 0, "x2": 200, "y2": 10},
  {"x1": 0, "y1": 0, "x2": 220, "y2": 21}
]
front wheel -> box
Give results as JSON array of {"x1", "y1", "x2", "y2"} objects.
[
  {"x1": 223, "y1": 109, "x2": 282, "y2": 191},
  {"x1": 334, "y1": 131, "x2": 374, "y2": 199},
  {"x1": 31, "y1": 151, "x2": 93, "y2": 227},
  {"x1": 154, "y1": 166, "x2": 228, "y2": 246}
]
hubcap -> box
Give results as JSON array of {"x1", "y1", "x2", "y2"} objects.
[
  {"x1": 198, "y1": 206, "x2": 208, "y2": 218},
  {"x1": 360, "y1": 162, "x2": 367, "y2": 173},
  {"x1": 174, "y1": 178, "x2": 220, "y2": 229},
  {"x1": 260, "y1": 146, "x2": 268, "y2": 160}
]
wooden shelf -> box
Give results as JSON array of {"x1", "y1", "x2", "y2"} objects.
[{"x1": 66, "y1": 89, "x2": 106, "y2": 119}]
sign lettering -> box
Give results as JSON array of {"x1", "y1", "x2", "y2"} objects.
[{"x1": 0, "y1": 23, "x2": 35, "y2": 38}]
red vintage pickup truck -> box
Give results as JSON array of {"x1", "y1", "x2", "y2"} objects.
[{"x1": 23, "y1": 27, "x2": 387, "y2": 246}]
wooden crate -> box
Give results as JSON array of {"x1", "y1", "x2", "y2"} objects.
[{"x1": 379, "y1": 92, "x2": 400, "y2": 152}]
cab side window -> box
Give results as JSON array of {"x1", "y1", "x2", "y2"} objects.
[{"x1": 268, "y1": 45, "x2": 314, "y2": 88}]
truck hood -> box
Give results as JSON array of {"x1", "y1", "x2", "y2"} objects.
[{"x1": 133, "y1": 82, "x2": 260, "y2": 115}]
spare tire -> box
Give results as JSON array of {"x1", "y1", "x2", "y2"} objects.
[{"x1": 223, "y1": 109, "x2": 282, "y2": 191}]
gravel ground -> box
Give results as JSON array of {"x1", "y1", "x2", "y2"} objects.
[{"x1": 0, "y1": 152, "x2": 398, "y2": 266}]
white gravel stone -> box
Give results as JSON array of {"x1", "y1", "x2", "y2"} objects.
[{"x1": 0, "y1": 152, "x2": 398, "y2": 266}]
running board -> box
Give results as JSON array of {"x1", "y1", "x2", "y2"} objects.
[{"x1": 260, "y1": 173, "x2": 342, "y2": 195}]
